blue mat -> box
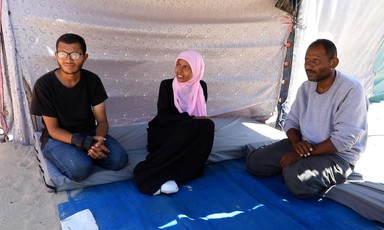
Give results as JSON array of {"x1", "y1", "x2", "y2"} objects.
[{"x1": 58, "y1": 159, "x2": 380, "y2": 229}]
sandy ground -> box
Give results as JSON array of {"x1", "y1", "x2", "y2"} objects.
[
  {"x1": 0, "y1": 142, "x2": 67, "y2": 229},
  {"x1": 0, "y1": 102, "x2": 382, "y2": 230}
]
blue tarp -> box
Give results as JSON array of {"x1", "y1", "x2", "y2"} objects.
[{"x1": 58, "y1": 159, "x2": 380, "y2": 230}]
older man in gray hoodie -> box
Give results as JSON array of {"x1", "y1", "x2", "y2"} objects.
[{"x1": 246, "y1": 39, "x2": 368, "y2": 199}]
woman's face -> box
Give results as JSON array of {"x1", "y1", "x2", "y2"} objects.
[{"x1": 175, "y1": 59, "x2": 193, "y2": 82}]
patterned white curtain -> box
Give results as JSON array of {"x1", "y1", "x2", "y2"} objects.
[
  {"x1": 285, "y1": 0, "x2": 384, "y2": 112},
  {"x1": 1, "y1": 0, "x2": 291, "y2": 144},
  {"x1": 1, "y1": 0, "x2": 36, "y2": 144}
]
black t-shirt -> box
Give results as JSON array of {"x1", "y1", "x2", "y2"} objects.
[{"x1": 30, "y1": 69, "x2": 108, "y2": 146}]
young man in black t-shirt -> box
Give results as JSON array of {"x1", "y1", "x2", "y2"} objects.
[{"x1": 31, "y1": 33, "x2": 128, "y2": 181}]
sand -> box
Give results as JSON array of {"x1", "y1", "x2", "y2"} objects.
[
  {"x1": 0, "y1": 142, "x2": 67, "y2": 230},
  {"x1": 0, "y1": 102, "x2": 382, "y2": 229}
]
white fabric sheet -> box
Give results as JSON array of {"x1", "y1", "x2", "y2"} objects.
[
  {"x1": 285, "y1": 0, "x2": 384, "y2": 113},
  {"x1": 60, "y1": 209, "x2": 98, "y2": 230}
]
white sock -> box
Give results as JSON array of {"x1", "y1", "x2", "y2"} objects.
[
  {"x1": 153, "y1": 189, "x2": 161, "y2": 196},
  {"x1": 160, "y1": 180, "x2": 179, "y2": 194}
]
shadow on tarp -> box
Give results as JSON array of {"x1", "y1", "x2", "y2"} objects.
[{"x1": 58, "y1": 159, "x2": 380, "y2": 230}]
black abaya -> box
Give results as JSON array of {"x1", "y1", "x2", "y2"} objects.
[{"x1": 133, "y1": 79, "x2": 215, "y2": 195}]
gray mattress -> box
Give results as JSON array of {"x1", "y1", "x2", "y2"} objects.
[{"x1": 33, "y1": 117, "x2": 384, "y2": 224}]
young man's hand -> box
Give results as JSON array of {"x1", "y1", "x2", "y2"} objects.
[{"x1": 87, "y1": 136, "x2": 110, "y2": 159}]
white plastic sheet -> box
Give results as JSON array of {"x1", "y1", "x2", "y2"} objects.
[{"x1": 60, "y1": 209, "x2": 98, "y2": 230}]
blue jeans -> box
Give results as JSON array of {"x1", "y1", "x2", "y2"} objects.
[{"x1": 42, "y1": 135, "x2": 128, "y2": 181}]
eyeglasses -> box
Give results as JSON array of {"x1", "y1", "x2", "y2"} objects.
[{"x1": 56, "y1": 51, "x2": 83, "y2": 60}]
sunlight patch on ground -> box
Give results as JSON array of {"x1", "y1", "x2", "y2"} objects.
[
  {"x1": 242, "y1": 122, "x2": 285, "y2": 139},
  {"x1": 354, "y1": 136, "x2": 384, "y2": 183},
  {"x1": 158, "y1": 204, "x2": 265, "y2": 229},
  {"x1": 354, "y1": 102, "x2": 384, "y2": 184}
]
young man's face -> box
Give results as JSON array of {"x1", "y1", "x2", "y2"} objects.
[{"x1": 55, "y1": 42, "x2": 88, "y2": 75}]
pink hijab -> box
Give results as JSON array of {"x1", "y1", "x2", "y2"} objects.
[{"x1": 172, "y1": 49, "x2": 207, "y2": 116}]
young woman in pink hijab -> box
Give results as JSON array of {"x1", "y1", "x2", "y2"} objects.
[{"x1": 134, "y1": 49, "x2": 215, "y2": 195}]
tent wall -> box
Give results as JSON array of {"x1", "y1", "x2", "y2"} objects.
[
  {"x1": 1, "y1": 0, "x2": 291, "y2": 144},
  {"x1": 2, "y1": 0, "x2": 383, "y2": 145},
  {"x1": 284, "y1": 0, "x2": 384, "y2": 114},
  {"x1": 371, "y1": 45, "x2": 384, "y2": 102},
  {"x1": 1, "y1": 0, "x2": 36, "y2": 144}
]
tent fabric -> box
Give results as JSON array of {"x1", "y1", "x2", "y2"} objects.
[
  {"x1": 0, "y1": 1, "x2": 7, "y2": 140},
  {"x1": 1, "y1": 0, "x2": 291, "y2": 145},
  {"x1": 3, "y1": 0, "x2": 384, "y2": 144},
  {"x1": 282, "y1": 0, "x2": 384, "y2": 115},
  {"x1": 2, "y1": 0, "x2": 37, "y2": 144},
  {"x1": 57, "y1": 158, "x2": 382, "y2": 229},
  {"x1": 370, "y1": 45, "x2": 384, "y2": 102},
  {"x1": 33, "y1": 117, "x2": 286, "y2": 192}
]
